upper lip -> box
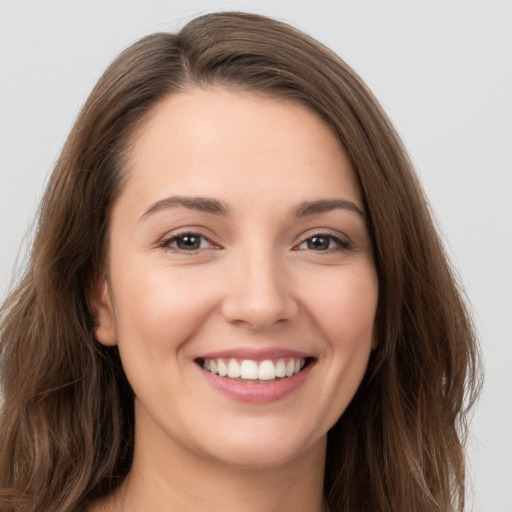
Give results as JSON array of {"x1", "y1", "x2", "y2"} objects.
[{"x1": 196, "y1": 347, "x2": 313, "y2": 361}]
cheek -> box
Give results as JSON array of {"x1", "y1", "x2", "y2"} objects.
[
  {"x1": 110, "y1": 268, "x2": 219, "y2": 405},
  {"x1": 294, "y1": 264, "x2": 378, "y2": 427},
  {"x1": 112, "y1": 268, "x2": 216, "y2": 354},
  {"x1": 301, "y1": 265, "x2": 378, "y2": 345}
]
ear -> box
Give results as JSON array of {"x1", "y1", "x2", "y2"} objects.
[{"x1": 89, "y1": 275, "x2": 118, "y2": 346}]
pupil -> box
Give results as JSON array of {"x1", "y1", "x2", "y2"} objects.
[
  {"x1": 308, "y1": 236, "x2": 329, "y2": 250},
  {"x1": 178, "y1": 235, "x2": 200, "y2": 250}
]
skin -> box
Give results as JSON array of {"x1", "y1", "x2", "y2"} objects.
[{"x1": 89, "y1": 87, "x2": 378, "y2": 512}]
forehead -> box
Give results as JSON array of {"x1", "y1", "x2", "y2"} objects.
[{"x1": 121, "y1": 86, "x2": 362, "y2": 212}]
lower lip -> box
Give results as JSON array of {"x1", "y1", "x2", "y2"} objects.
[{"x1": 199, "y1": 362, "x2": 314, "y2": 403}]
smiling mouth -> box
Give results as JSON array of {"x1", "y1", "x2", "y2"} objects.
[{"x1": 196, "y1": 357, "x2": 314, "y2": 382}]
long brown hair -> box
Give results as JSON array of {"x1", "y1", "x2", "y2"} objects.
[{"x1": 0, "y1": 12, "x2": 480, "y2": 512}]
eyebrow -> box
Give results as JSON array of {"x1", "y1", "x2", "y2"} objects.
[
  {"x1": 294, "y1": 199, "x2": 366, "y2": 219},
  {"x1": 139, "y1": 195, "x2": 366, "y2": 221},
  {"x1": 140, "y1": 196, "x2": 231, "y2": 220}
]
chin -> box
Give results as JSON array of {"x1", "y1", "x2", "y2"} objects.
[{"x1": 190, "y1": 419, "x2": 327, "y2": 470}]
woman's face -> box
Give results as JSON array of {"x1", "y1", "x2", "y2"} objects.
[{"x1": 94, "y1": 87, "x2": 378, "y2": 469}]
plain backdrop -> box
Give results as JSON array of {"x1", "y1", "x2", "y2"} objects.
[{"x1": 1, "y1": 1, "x2": 511, "y2": 510}]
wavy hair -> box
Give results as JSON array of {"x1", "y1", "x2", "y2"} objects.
[{"x1": 0, "y1": 12, "x2": 480, "y2": 512}]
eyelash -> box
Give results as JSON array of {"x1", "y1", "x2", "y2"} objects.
[
  {"x1": 159, "y1": 230, "x2": 352, "y2": 255},
  {"x1": 159, "y1": 232, "x2": 217, "y2": 253},
  {"x1": 294, "y1": 232, "x2": 352, "y2": 253}
]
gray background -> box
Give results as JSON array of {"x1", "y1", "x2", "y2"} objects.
[{"x1": 1, "y1": 1, "x2": 511, "y2": 510}]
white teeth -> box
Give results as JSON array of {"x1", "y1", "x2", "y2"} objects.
[
  {"x1": 285, "y1": 360, "x2": 295, "y2": 377},
  {"x1": 218, "y1": 359, "x2": 228, "y2": 377},
  {"x1": 227, "y1": 359, "x2": 241, "y2": 378},
  {"x1": 258, "y1": 360, "x2": 275, "y2": 380},
  {"x1": 202, "y1": 357, "x2": 306, "y2": 381},
  {"x1": 275, "y1": 359, "x2": 286, "y2": 378},
  {"x1": 240, "y1": 360, "x2": 258, "y2": 379}
]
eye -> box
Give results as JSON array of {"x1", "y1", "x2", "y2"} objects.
[
  {"x1": 161, "y1": 233, "x2": 213, "y2": 252},
  {"x1": 297, "y1": 234, "x2": 350, "y2": 252}
]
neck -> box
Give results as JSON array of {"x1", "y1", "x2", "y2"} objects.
[{"x1": 93, "y1": 404, "x2": 327, "y2": 512}]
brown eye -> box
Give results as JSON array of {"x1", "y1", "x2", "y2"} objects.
[
  {"x1": 296, "y1": 233, "x2": 351, "y2": 252},
  {"x1": 176, "y1": 235, "x2": 202, "y2": 250},
  {"x1": 162, "y1": 233, "x2": 212, "y2": 251},
  {"x1": 307, "y1": 236, "x2": 331, "y2": 251}
]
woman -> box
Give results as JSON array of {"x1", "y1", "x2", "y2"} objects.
[{"x1": 0, "y1": 11, "x2": 480, "y2": 512}]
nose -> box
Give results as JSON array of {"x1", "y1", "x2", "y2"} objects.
[{"x1": 220, "y1": 248, "x2": 299, "y2": 331}]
